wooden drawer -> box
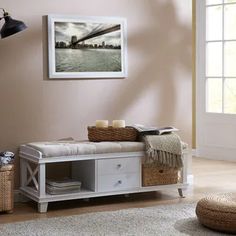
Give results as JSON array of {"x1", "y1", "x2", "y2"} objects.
[
  {"x1": 97, "y1": 157, "x2": 140, "y2": 176},
  {"x1": 97, "y1": 173, "x2": 140, "y2": 192}
]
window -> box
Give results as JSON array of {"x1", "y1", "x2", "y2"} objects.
[{"x1": 206, "y1": 0, "x2": 236, "y2": 114}]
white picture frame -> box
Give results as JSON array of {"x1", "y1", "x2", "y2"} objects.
[{"x1": 47, "y1": 15, "x2": 127, "y2": 79}]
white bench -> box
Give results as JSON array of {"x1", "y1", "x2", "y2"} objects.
[{"x1": 19, "y1": 140, "x2": 189, "y2": 213}]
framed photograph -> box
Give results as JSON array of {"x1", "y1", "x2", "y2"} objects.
[{"x1": 47, "y1": 15, "x2": 127, "y2": 79}]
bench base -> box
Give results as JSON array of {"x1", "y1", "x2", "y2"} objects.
[
  {"x1": 21, "y1": 185, "x2": 188, "y2": 213},
  {"x1": 19, "y1": 150, "x2": 189, "y2": 213}
]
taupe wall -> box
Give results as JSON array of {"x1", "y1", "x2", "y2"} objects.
[{"x1": 0, "y1": 0, "x2": 192, "y2": 188}]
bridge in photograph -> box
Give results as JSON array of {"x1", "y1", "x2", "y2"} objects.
[{"x1": 71, "y1": 24, "x2": 120, "y2": 46}]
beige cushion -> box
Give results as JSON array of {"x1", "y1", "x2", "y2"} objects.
[{"x1": 26, "y1": 141, "x2": 145, "y2": 158}]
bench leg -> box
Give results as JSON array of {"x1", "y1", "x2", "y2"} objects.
[
  {"x1": 178, "y1": 188, "x2": 185, "y2": 198},
  {"x1": 38, "y1": 202, "x2": 48, "y2": 213},
  {"x1": 38, "y1": 163, "x2": 46, "y2": 197}
]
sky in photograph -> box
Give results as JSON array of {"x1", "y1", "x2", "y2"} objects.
[{"x1": 55, "y1": 21, "x2": 121, "y2": 46}]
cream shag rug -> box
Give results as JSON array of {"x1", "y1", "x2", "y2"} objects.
[{"x1": 0, "y1": 203, "x2": 228, "y2": 236}]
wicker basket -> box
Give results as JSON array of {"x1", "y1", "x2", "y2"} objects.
[
  {"x1": 142, "y1": 164, "x2": 179, "y2": 186},
  {"x1": 88, "y1": 126, "x2": 138, "y2": 142},
  {"x1": 0, "y1": 165, "x2": 14, "y2": 213}
]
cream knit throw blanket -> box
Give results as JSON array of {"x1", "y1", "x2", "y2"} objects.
[{"x1": 144, "y1": 133, "x2": 183, "y2": 168}]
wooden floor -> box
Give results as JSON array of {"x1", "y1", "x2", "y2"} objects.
[{"x1": 1, "y1": 157, "x2": 236, "y2": 224}]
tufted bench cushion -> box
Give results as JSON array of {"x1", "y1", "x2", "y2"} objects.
[
  {"x1": 196, "y1": 193, "x2": 236, "y2": 234},
  {"x1": 25, "y1": 140, "x2": 145, "y2": 158}
]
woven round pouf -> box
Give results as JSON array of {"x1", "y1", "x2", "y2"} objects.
[{"x1": 196, "y1": 194, "x2": 236, "y2": 234}]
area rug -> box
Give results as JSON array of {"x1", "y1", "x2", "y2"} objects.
[{"x1": 0, "y1": 203, "x2": 228, "y2": 236}]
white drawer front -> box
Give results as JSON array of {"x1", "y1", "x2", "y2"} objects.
[
  {"x1": 97, "y1": 173, "x2": 140, "y2": 192},
  {"x1": 97, "y1": 157, "x2": 140, "y2": 175}
]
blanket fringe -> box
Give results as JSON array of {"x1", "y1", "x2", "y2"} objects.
[{"x1": 146, "y1": 148, "x2": 183, "y2": 168}]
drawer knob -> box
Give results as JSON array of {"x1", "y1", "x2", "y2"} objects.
[
  {"x1": 118, "y1": 180, "x2": 122, "y2": 184},
  {"x1": 117, "y1": 164, "x2": 122, "y2": 168}
]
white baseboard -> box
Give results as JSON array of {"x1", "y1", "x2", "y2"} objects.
[
  {"x1": 192, "y1": 149, "x2": 203, "y2": 157},
  {"x1": 192, "y1": 149, "x2": 197, "y2": 156},
  {"x1": 197, "y1": 147, "x2": 236, "y2": 162}
]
